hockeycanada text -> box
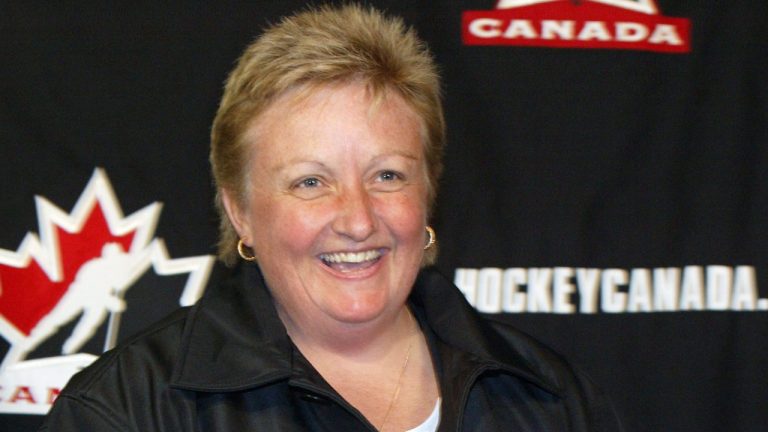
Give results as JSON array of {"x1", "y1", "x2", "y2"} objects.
[{"x1": 454, "y1": 266, "x2": 767, "y2": 314}]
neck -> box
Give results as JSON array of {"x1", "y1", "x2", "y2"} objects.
[
  {"x1": 279, "y1": 305, "x2": 416, "y2": 361},
  {"x1": 286, "y1": 306, "x2": 439, "y2": 432},
  {"x1": 280, "y1": 302, "x2": 440, "y2": 432}
]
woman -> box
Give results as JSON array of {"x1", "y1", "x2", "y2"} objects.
[{"x1": 41, "y1": 4, "x2": 622, "y2": 431}]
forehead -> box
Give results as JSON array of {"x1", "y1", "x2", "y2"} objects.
[{"x1": 243, "y1": 81, "x2": 424, "y2": 161}]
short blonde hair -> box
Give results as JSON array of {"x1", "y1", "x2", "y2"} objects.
[{"x1": 210, "y1": 3, "x2": 445, "y2": 266}]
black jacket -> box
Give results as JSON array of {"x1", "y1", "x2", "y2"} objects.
[{"x1": 40, "y1": 265, "x2": 623, "y2": 431}]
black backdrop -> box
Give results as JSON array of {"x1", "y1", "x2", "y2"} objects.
[{"x1": 2, "y1": 1, "x2": 767, "y2": 431}]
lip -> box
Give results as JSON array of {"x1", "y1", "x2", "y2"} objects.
[
  {"x1": 318, "y1": 248, "x2": 385, "y2": 263},
  {"x1": 316, "y1": 248, "x2": 388, "y2": 279}
]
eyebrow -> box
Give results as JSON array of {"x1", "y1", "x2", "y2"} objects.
[
  {"x1": 270, "y1": 159, "x2": 329, "y2": 175},
  {"x1": 370, "y1": 150, "x2": 421, "y2": 163},
  {"x1": 272, "y1": 150, "x2": 420, "y2": 173}
]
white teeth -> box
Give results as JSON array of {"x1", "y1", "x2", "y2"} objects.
[{"x1": 319, "y1": 250, "x2": 382, "y2": 264}]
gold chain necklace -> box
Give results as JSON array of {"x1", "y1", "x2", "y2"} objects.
[{"x1": 378, "y1": 312, "x2": 416, "y2": 432}]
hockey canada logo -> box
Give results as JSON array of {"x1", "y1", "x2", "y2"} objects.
[
  {"x1": 0, "y1": 168, "x2": 214, "y2": 415},
  {"x1": 463, "y1": 0, "x2": 691, "y2": 53}
]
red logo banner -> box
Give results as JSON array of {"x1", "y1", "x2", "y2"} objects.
[{"x1": 462, "y1": 0, "x2": 691, "y2": 53}]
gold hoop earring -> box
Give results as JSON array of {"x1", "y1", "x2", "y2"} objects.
[
  {"x1": 237, "y1": 239, "x2": 257, "y2": 262},
  {"x1": 424, "y1": 226, "x2": 436, "y2": 250}
]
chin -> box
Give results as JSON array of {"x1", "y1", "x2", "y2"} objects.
[{"x1": 324, "y1": 293, "x2": 394, "y2": 324}]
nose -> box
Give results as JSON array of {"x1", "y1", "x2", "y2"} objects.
[{"x1": 331, "y1": 185, "x2": 377, "y2": 241}]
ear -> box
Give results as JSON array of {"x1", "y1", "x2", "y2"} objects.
[{"x1": 220, "y1": 188, "x2": 252, "y2": 244}]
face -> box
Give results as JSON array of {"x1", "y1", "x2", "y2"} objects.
[{"x1": 224, "y1": 82, "x2": 429, "y2": 334}]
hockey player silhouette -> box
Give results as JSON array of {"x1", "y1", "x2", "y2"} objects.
[{"x1": 1, "y1": 243, "x2": 147, "y2": 370}]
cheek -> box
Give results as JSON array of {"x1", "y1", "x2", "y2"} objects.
[
  {"x1": 248, "y1": 199, "x2": 330, "y2": 258},
  {"x1": 376, "y1": 193, "x2": 428, "y2": 240}
]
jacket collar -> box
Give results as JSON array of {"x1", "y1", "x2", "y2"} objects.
[
  {"x1": 411, "y1": 269, "x2": 562, "y2": 396},
  {"x1": 170, "y1": 264, "x2": 560, "y2": 396},
  {"x1": 170, "y1": 264, "x2": 293, "y2": 391}
]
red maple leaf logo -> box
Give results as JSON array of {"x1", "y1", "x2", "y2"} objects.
[
  {"x1": 0, "y1": 205, "x2": 134, "y2": 336},
  {"x1": 0, "y1": 168, "x2": 213, "y2": 371}
]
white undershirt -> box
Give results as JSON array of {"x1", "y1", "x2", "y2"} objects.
[{"x1": 406, "y1": 398, "x2": 441, "y2": 432}]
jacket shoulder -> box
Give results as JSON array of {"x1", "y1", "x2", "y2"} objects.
[
  {"x1": 64, "y1": 306, "x2": 190, "y2": 392},
  {"x1": 41, "y1": 307, "x2": 193, "y2": 431},
  {"x1": 481, "y1": 316, "x2": 624, "y2": 431},
  {"x1": 482, "y1": 317, "x2": 576, "y2": 382}
]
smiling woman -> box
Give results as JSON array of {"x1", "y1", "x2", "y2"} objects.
[
  {"x1": 40, "y1": 4, "x2": 623, "y2": 432},
  {"x1": 222, "y1": 83, "x2": 429, "y2": 335}
]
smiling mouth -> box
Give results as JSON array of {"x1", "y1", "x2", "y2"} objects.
[{"x1": 318, "y1": 249, "x2": 384, "y2": 272}]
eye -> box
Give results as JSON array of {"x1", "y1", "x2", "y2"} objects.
[
  {"x1": 377, "y1": 170, "x2": 402, "y2": 182},
  {"x1": 289, "y1": 176, "x2": 330, "y2": 200},
  {"x1": 295, "y1": 177, "x2": 321, "y2": 188},
  {"x1": 372, "y1": 170, "x2": 407, "y2": 192}
]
